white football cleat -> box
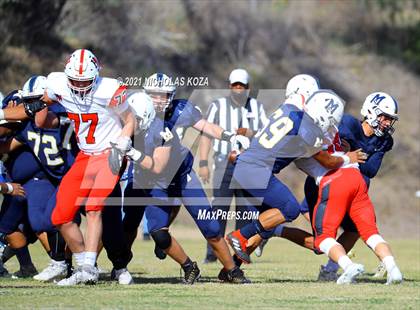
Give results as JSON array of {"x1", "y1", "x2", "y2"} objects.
[
  {"x1": 114, "y1": 268, "x2": 134, "y2": 285},
  {"x1": 386, "y1": 266, "x2": 403, "y2": 285},
  {"x1": 336, "y1": 263, "x2": 364, "y2": 285},
  {"x1": 56, "y1": 268, "x2": 84, "y2": 286},
  {"x1": 56, "y1": 265, "x2": 99, "y2": 286},
  {"x1": 373, "y1": 262, "x2": 387, "y2": 278},
  {"x1": 34, "y1": 259, "x2": 67, "y2": 281},
  {"x1": 81, "y1": 265, "x2": 99, "y2": 285}
]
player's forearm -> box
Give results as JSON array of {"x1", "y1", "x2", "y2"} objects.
[
  {"x1": 34, "y1": 107, "x2": 48, "y2": 128},
  {"x1": 138, "y1": 155, "x2": 167, "y2": 174},
  {"x1": 119, "y1": 110, "x2": 135, "y2": 138},
  {"x1": 128, "y1": 146, "x2": 170, "y2": 174},
  {"x1": 0, "y1": 106, "x2": 28, "y2": 121},
  {"x1": 199, "y1": 134, "x2": 212, "y2": 161},
  {"x1": 194, "y1": 120, "x2": 224, "y2": 140},
  {"x1": 359, "y1": 153, "x2": 383, "y2": 178},
  {"x1": 313, "y1": 151, "x2": 345, "y2": 169}
]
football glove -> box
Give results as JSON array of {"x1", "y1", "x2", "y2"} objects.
[
  {"x1": 221, "y1": 130, "x2": 250, "y2": 151},
  {"x1": 230, "y1": 134, "x2": 250, "y2": 151},
  {"x1": 108, "y1": 136, "x2": 132, "y2": 175},
  {"x1": 23, "y1": 100, "x2": 47, "y2": 118}
]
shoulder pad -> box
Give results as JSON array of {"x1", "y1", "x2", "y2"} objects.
[{"x1": 95, "y1": 77, "x2": 127, "y2": 107}]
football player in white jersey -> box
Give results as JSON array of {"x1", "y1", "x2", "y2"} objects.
[{"x1": 34, "y1": 49, "x2": 135, "y2": 285}]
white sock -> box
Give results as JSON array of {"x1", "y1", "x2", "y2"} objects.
[
  {"x1": 337, "y1": 255, "x2": 352, "y2": 271},
  {"x1": 73, "y1": 252, "x2": 85, "y2": 267},
  {"x1": 324, "y1": 258, "x2": 339, "y2": 272},
  {"x1": 84, "y1": 251, "x2": 97, "y2": 267},
  {"x1": 382, "y1": 256, "x2": 396, "y2": 273}
]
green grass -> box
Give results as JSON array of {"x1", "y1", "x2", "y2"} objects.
[{"x1": 0, "y1": 237, "x2": 419, "y2": 309}]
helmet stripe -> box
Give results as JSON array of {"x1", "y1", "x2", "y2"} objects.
[
  {"x1": 79, "y1": 49, "x2": 85, "y2": 74},
  {"x1": 392, "y1": 97, "x2": 399, "y2": 114},
  {"x1": 28, "y1": 75, "x2": 38, "y2": 92}
]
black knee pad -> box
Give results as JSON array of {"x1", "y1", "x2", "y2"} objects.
[{"x1": 151, "y1": 229, "x2": 172, "y2": 250}]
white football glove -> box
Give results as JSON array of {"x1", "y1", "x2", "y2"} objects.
[
  {"x1": 126, "y1": 147, "x2": 143, "y2": 162},
  {"x1": 230, "y1": 134, "x2": 250, "y2": 152},
  {"x1": 113, "y1": 136, "x2": 132, "y2": 154}
]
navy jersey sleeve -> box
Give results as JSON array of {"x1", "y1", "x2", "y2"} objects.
[
  {"x1": 2, "y1": 90, "x2": 21, "y2": 109},
  {"x1": 176, "y1": 100, "x2": 202, "y2": 128},
  {"x1": 338, "y1": 114, "x2": 359, "y2": 149},
  {"x1": 359, "y1": 136, "x2": 393, "y2": 179}
]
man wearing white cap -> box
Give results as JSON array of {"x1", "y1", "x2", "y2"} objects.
[{"x1": 199, "y1": 68, "x2": 268, "y2": 263}]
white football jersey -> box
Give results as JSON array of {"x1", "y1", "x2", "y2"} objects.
[
  {"x1": 295, "y1": 133, "x2": 358, "y2": 184},
  {"x1": 46, "y1": 72, "x2": 128, "y2": 153}
]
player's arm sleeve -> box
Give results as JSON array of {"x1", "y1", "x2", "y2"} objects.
[
  {"x1": 359, "y1": 151, "x2": 385, "y2": 179},
  {"x1": 178, "y1": 101, "x2": 202, "y2": 128},
  {"x1": 109, "y1": 84, "x2": 129, "y2": 114},
  {"x1": 359, "y1": 138, "x2": 393, "y2": 178},
  {"x1": 45, "y1": 87, "x2": 58, "y2": 102}
]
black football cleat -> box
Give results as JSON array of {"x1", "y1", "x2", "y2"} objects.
[
  {"x1": 218, "y1": 267, "x2": 251, "y2": 284},
  {"x1": 182, "y1": 261, "x2": 201, "y2": 284}
]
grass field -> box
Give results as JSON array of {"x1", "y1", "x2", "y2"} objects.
[{"x1": 0, "y1": 233, "x2": 419, "y2": 309}]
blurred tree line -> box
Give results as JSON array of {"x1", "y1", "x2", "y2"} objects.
[{"x1": 1, "y1": 0, "x2": 419, "y2": 89}]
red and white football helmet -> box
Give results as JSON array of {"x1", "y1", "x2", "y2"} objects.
[{"x1": 64, "y1": 49, "x2": 100, "y2": 97}]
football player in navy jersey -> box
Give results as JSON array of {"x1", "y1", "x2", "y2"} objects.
[
  {"x1": 0, "y1": 83, "x2": 49, "y2": 278},
  {"x1": 224, "y1": 90, "x2": 366, "y2": 265},
  {"x1": 0, "y1": 76, "x2": 78, "y2": 281},
  {"x1": 104, "y1": 73, "x2": 251, "y2": 284}
]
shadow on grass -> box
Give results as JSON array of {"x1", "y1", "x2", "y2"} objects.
[{"x1": 130, "y1": 275, "x2": 220, "y2": 284}]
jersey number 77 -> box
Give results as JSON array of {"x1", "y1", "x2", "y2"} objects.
[{"x1": 67, "y1": 112, "x2": 98, "y2": 144}]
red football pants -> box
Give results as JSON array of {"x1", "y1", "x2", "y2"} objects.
[
  {"x1": 51, "y1": 151, "x2": 120, "y2": 225},
  {"x1": 312, "y1": 168, "x2": 379, "y2": 251}
]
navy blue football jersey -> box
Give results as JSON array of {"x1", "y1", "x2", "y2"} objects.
[
  {"x1": 339, "y1": 114, "x2": 393, "y2": 179},
  {"x1": 13, "y1": 104, "x2": 75, "y2": 181},
  {"x1": 132, "y1": 99, "x2": 200, "y2": 188},
  {"x1": 164, "y1": 99, "x2": 202, "y2": 132},
  {"x1": 238, "y1": 104, "x2": 324, "y2": 174}
]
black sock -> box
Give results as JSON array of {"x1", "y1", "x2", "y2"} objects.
[
  {"x1": 2, "y1": 246, "x2": 16, "y2": 263},
  {"x1": 181, "y1": 257, "x2": 193, "y2": 272},
  {"x1": 16, "y1": 246, "x2": 33, "y2": 267},
  {"x1": 233, "y1": 254, "x2": 243, "y2": 267},
  {"x1": 47, "y1": 232, "x2": 66, "y2": 261}
]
